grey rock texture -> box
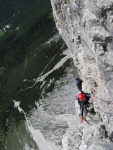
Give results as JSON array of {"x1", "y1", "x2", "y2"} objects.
[
  {"x1": 51, "y1": 0, "x2": 113, "y2": 149},
  {"x1": 61, "y1": 114, "x2": 113, "y2": 150}
]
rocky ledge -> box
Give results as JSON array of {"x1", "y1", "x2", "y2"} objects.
[{"x1": 50, "y1": 0, "x2": 113, "y2": 149}]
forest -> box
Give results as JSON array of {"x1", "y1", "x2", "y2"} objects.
[{"x1": 0, "y1": 0, "x2": 53, "y2": 74}]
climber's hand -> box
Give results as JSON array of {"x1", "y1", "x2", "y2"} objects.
[{"x1": 91, "y1": 96, "x2": 94, "y2": 101}]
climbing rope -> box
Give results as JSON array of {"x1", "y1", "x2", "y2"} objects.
[
  {"x1": 93, "y1": 96, "x2": 113, "y2": 105},
  {"x1": 91, "y1": 95, "x2": 113, "y2": 116}
]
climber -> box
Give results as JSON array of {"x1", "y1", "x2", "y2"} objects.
[
  {"x1": 75, "y1": 78, "x2": 83, "y2": 91},
  {"x1": 76, "y1": 91, "x2": 93, "y2": 122}
]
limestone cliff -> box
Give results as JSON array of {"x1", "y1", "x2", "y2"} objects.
[{"x1": 50, "y1": 0, "x2": 113, "y2": 149}]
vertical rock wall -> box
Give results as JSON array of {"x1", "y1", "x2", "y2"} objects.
[{"x1": 51, "y1": 0, "x2": 113, "y2": 128}]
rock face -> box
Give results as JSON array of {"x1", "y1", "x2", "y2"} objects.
[{"x1": 50, "y1": 0, "x2": 113, "y2": 149}]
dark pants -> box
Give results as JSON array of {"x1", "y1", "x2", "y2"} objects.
[
  {"x1": 78, "y1": 101, "x2": 84, "y2": 117},
  {"x1": 78, "y1": 100, "x2": 88, "y2": 117}
]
